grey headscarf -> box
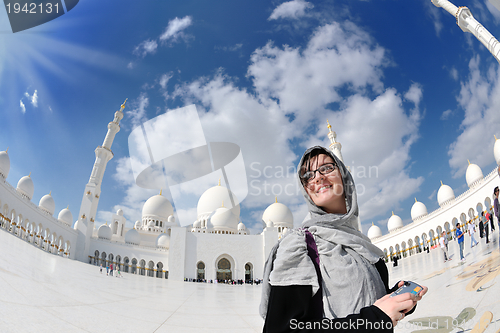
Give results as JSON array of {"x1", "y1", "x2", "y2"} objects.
[{"x1": 260, "y1": 146, "x2": 386, "y2": 320}]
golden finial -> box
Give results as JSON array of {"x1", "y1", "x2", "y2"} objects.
[
  {"x1": 415, "y1": 198, "x2": 417, "y2": 203},
  {"x1": 159, "y1": 189, "x2": 162, "y2": 196},
  {"x1": 392, "y1": 211, "x2": 394, "y2": 216},
  {"x1": 495, "y1": 135, "x2": 498, "y2": 141},
  {"x1": 66, "y1": 205, "x2": 69, "y2": 209},
  {"x1": 468, "y1": 159, "x2": 471, "y2": 165},
  {"x1": 327, "y1": 119, "x2": 332, "y2": 130},
  {"x1": 275, "y1": 196, "x2": 278, "y2": 203},
  {"x1": 49, "y1": 191, "x2": 51, "y2": 195},
  {"x1": 120, "y1": 98, "x2": 128, "y2": 110},
  {"x1": 221, "y1": 200, "x2": 224, "y2": 207},
  {"x1": 5, "y1": 147, "x2": 8, "y2": 153},
  {"x1": 372, "y1": 222, "x2": 374, "y2": 226},
  {"x1": 218, "y1": 178, "x2": 221, "y2": 186},
  {"x1": 440, "y1": 180, "x2": 443, "y2": 186},
  {"x1": 28, "y1": 172, "x2": 31, "y2": 178}
]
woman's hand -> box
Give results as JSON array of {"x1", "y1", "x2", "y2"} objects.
[{"x1": 373, "y1": 282, "x2": 428, "y2": 326}]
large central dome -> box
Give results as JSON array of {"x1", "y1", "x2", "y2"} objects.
[
  {"x1": 142, "y1": 194, "x2": 174, "y2": 219},
  {"x1": 197, "y1": 184, "x2": 240, "y2": 218}
]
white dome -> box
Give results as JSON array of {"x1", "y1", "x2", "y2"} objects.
[
  {"x1": 125, "y1": 228, "x2": 141, "y2": 245},
  {"x1": 97, "y1": 224, "x2": 112, "y2": 240},
  {"x1": 0, "y1": 150, "x2": 10, "y2": 178},
  {"x1": 411, "y1": 200, "x2": 428, "y2": 221},
  {"x1": 156, "y1": 233, "x2": 170, "y2": 249},
  {"x1": 367, "y1": 223, "x2": 383, "y2": 239},
  {"x1": 209, "y1": 207, "x2": 238, "y2": 231},
  {"x1": 262, "y1": 201, "x2": 293, "y2": 228},
  {"x1": 117, "y1": 209, "x2": 124, "y2": 216},
  {"x1": 466, "y1": 162, "x2": 483, "y2": 187},
  {"x1": 494, "y1": 137, "x2": 500, "y2": 165},
  {"x1": 17, "y1": 175, "x2": 34, "y2": 200},
  {"x1": 193, "y1": 220, "x2": 201, "y2": 228},
  {"x1": 437, "y1": 182, "x2": 455, "y2": 207},
  {"x1": 197, "y1": 185, "x2": 240, "y2": 218},
  {"x1": 39, "y1": 193, "x2": 55, "y2": 215},
  {"x1": 388, "y1": 213, "x2": 404, "y2": 231},
  {"x1": 74, "y1": 220, "x2": 81, "y2": 230},
  {"x1": 134, "y1": 221, "x2": 141, "y2": 229},
  {"x1": 58, "y1": 207, "x2": 73, "y2": 226},
  {"x1": 142, "y1": 194, "x2": 174, "y2": 219},
  {"x1": 147, "y1": 220, "x2": 155, "y2": 228},
  {"x1": 168, "y1": 215, "x2": 175, "y2": 224},
  {"x1": 238, "y1": 222, "x2": 246, "y2": 231}
]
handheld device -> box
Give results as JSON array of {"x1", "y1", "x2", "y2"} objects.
[{"x1": 390, "y1": 281, "x2": 422, "y2": 297}]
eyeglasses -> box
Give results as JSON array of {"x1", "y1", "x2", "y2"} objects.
[{"x1": 300, "y1": 163, "x2": 337, "y2": 184}]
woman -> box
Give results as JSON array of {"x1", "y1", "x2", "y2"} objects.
[{"x1": 261, "y1": 146, "x2": 427, "y2": 332}]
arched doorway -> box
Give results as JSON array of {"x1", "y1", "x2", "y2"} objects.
[
  {"x1": 216, "y1": 258, "x2": 231, "y2": 281},
  {"x1": 197, "y1": 261, "x2": 205, "y2": 280},
  {"x1": 245, "y1": 263, "x2": 253, "y2": 281}
]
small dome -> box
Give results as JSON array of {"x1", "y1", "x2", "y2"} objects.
[
  {"x1": 168, "y1": 215, "x2": 175, "y2": 224},
  {"x1": 74, "y1": 220, "x2": 81, "y2": 230},
  {"x1": 209, "y1": 207, "x2": 238, "y2": 231},
  {"x1": 367, "y1": 223, "x2": 383, "y2": 239},
  {"x1": 262, "y1": 201, "x2": 293, "y2": 228},
  {"x1": 193, "y1": 220, "x2": 201, "y2": 228},
  {"x1": 125, "y1": 228, "x2": 141, "y2": 245},
  {"x1": 134, "y1": 221, "x2": 141, "y2": 229},
  {"x1": 238, "y1": 222, "x2": 246, "y2": 231},
  {"x1": 117, "y1": 209, "x2": 124, "y2": 216},
  {"x1": 197, "y1": 185, "x2": 240, "y2": 218},
  {"x1": 142, "y1": 194, "x2": 174, "y2": 219},
  {"x1": 147, "y1": 220, "x2": 155, "y2": 228},
  {"x1": 388, "y1": 212, "x2": 404, "y2": 231},
  {"x1": 494, "y1": 136, "x2": 500, "y2": 165},
  {"x1": 156, "y1": 233, "x2": 170, "y2": 249},
  {"x1": 0, "y1": 149, "x2": 10, "y2": 178},
  {"x1": 437, "y1": 182, "x2": 455, "y2": 207},
  {"x1": 466, "y1": 161, "x2": 484, "y2": 187},
  {"x1": 39, "y1": 193, "x2": 55, "y2": 215},
  {"x1": 58, "y1": 207, "x2": 73, "y2": 226},
  {"x1": 17, "y1": 174, "x2": 34, "y2": 200},
  {"x1": 411, "y1": 199, "x2": 428, "y2": 221},
  {"x1": 97, "y1": 224, "x2": 112, "y2": 240}
]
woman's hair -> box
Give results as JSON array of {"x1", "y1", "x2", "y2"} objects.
[{"x1": 495, "y1": 186, "x2": 499, "y2": 195}]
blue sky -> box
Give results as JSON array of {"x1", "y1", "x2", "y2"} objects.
[{"x1": 2, "y1": 0, "x2": 500, "y2": 235}]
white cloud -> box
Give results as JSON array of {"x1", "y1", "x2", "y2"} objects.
[
  {"x1": 426, "y1": 0, "x2": 443, "y2": 36},
  {"x1": 159, "y1": 72, "x2": 173, "y2": 90},
  {"x1": 116, "y1": 19, "x2": 423, "y2": 231},
  {"x1": 269, "y1": 0, "x2": 314, "y2": 20},
  {"x1": 159, "y1": 16, "x2": 193, "y2": 44},
  {"x1": 441, "y1": 109, "x2": 453, "y2": 120},
  {"x1": 133, "y1": 39, "x2": 158, "y2": 58},
  {"x1": 449, "y1": 67, "x2": 459, "y2": 81},
  {"x1": 126, "y1": 92, "x2": 149, "y2": 128},
  {"x1": 31, "y1": 90, "x2": 38, "y2": 107},
  {"x1": 448, "y1": 55, "x2": 500, "y2": 177},
  {"x1": 215, "y1": 43, "x2": 243, "y2": 52},
  {"x1": 20, "y1": 100, "x2": 25, "y2": 114}
]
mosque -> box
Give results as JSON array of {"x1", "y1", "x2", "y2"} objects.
[{"x1": 1, "y1": 102, "x2": 499, "y2": 283}]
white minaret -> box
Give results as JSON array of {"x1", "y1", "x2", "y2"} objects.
[
  {"x1": 432, "y1": 0, "x2": 500, "y2": 63},
  {"x1": 327, "y1": 120, "x2": 344, "y2": 163},
  {"x1": 74, "y1": 100, "x2": 126, "y2": 262}
]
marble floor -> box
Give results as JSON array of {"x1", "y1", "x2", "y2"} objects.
[{"x1": 1, "y1": 227, "x2": 500, "y2": 333}]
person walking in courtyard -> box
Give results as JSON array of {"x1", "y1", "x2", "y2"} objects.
[
  {"x1": 482, "y1": 211, "x2": 490, "y2": 244},
  {"x1": 488, "y1": 207, "x2": 495, "y2": 232},
  {"x1": 455, "y1": 223, "x2": 465, "y2": 261},
  {"x1": 106, "y1": 264, "x2": 109, "y2": 276},
  {"x1": 494, "y1": 186, "x2": 500, "y2": 231},
  {"x1": 110, "y1": 263, "x2": 113, "y2": 276},
  {"x1": 100, "y1": 264, "x2": 103, "y2": 274},
  {"x1": 440, "y1": 231, "x2": 451, "y2": 262},
  {"x1": 468, "y1": 221, "x2": 478, "y2": 247}
]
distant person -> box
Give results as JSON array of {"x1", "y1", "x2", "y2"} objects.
[
  {"x1": 100, "y1": 264, "x2": 103, "y2": 274},
  {"x1": 468, "y1": 221, "x2": 478, "y2": 247},
  {"x1": 440, "y1": 231, "x2": 451, "y2": 262},
  {"x1": 455, "y1": 223, "x2": 465, "y2": 261},
  {"x1": 106, "y1": 264, "x2": 109, "y2": 276},
  {"x1": 488, "y1": 208, "x2": 495, "y2": 232},
  {"x1": 495, "y1": 186, "x2": 500, "y2": 230},
  {"x1": 444, "y1": 231, "x2": 449, "y2": 250},
  {"x1": 116, "y1": 266, "x2": 122, "y2": 278},
  {"x1": 482, "y1": 211, "x2": 490, "y2": 244},
  {"x1": 479, "y1": 218, "x2": 485, "y2": 239},
  {"x1": 110, "y1": 263, "x2": 113, "y2": 276}
]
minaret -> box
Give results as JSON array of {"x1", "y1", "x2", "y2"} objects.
[
  {"x1": 432, "y1": 0, "x2": 500, "y2": 63},
  {"x1": 74, "y1": 100, "x2": 126, "y2": 262},
  {"x1": 327, "y1": 120, "x2": 344, "y2": 163}
]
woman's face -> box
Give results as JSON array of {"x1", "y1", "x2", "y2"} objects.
[{"x1": 302, "y1": 154, "x2": 347, "y2": 214}]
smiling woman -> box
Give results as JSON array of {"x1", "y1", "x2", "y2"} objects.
[{"x1": 260, "y1": 146, "x2": 428, "y2": 332}]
